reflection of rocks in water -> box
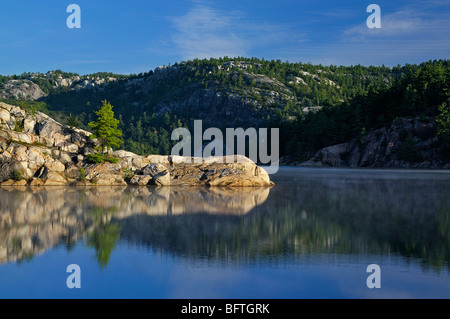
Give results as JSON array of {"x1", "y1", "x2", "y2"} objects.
[
  {"x1": 0, "y1": 187, "x2": 95, "y2": 264},
  {"x1": 0, "y1": 185, "x2": 271, "y2": 264},
  {"x1": 1, "y1": 172, "x2": 449, "y2": 273},
  {"x1": 119, "y1": 173, "x2": 450, "y2": 272},
  {"x1": 126, "y1": 186, "x2": 271, "y2": 216}
]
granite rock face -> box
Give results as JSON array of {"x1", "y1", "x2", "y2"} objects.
[
  {"x1": 0, "y1": 80, "x2": 47, "y2": 100},
  {"x1": 301, "y1": 117, "x2": 450, "y2": 169},
  {"x1": 0, "y1": 102, "x2": 274, "y2": 187}
]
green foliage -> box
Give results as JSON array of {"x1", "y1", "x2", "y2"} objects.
[
  {"x1": 437, "y1": 100, "x2": 450, "y2": 160},
  {"x1": 104, "y1": 157, "x2": 119, "y2": 163},
  {"x1": 122, "y1": 167, "x2": 134, "y2": 180},
  {"x1": 85, "y1": 153, "x2": 119, "y2": 164},
  {"x1": 437, "y1": 100, "x2": 450, "y2": 138},
  {"x1": 3, "y1": 58, "x2": 449, "y2": 162},
  {"x1": 79, "y1": 167, "x2": 86, "y2": 181},
  {"x1": 281, "y1": 60, "x2": 450, "y2": 161},
  {"x1": 26, "y1": 57, "x2": 409, "y2": 157},
  {"x1": 87, "y1": 222, "x2": 121, "y2": 269},
  {"x1": 85, "y1": 153, "x2": 105, "y2": 163},
  {"x1": 67, "y1": 113, "x2": 81, "y2": 128},
  {"x1": 85, "y1": 72, "x2": 128, "y2": 79},
  {"x1": 12, "y1": 170, "x2": 23, "y2": 181},
  {"x1": 19, "y1": 101, "x2": 37, "y2": 117},
  {"x1": 13, "y1": 119, "x2": 24, "y2": 132},
  {"x1": 398, "y1": 135, "x2": 422, "y2": 162},
  {"x1": 88, "y1": 100, "x2": 123, "y2": 153}
]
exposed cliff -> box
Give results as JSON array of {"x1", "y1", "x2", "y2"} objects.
[
  {"x1": 300, "y1": 116, "x2": 450, "y2": 168},
  {"x1": 0, "y1": 102, "x2": 273, "y2": 187}
]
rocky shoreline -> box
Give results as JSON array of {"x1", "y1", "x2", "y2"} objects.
[
  {"x1": 0, "y1": 102, "x2": 274, "y2": 187},
  {"x1": 284, "y1": 116, "x2": 450, "y2": 169}
]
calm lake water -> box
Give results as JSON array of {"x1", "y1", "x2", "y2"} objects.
[{"x1": 0, "y1": 167, "x2": 449, "y2": 299}]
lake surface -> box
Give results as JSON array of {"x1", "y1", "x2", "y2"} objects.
[{"x1": 0, "y1": 167, "x2": 449, "y2": 299}]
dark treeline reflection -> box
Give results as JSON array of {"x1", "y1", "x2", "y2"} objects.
[
  {"x1": 0, "y1": 169, "x2": 449, "y2": 273},
  {"x1": 120, "y1": 172, "x2": 450, "y2": 273}
]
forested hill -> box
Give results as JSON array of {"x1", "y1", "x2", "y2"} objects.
[{"x1": 1, "y1": 57, "x2": 449, "y2": 164}]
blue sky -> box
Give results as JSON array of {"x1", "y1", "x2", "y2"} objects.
[{"x1": 0, "y1": 0, "x2": 449, "y2": 75}]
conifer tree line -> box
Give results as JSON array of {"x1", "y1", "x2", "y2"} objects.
[{"x1": 1, "y1": 58, "x2": 449, "y2": 161}]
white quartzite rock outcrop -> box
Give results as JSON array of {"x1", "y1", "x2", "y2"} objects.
[{"x1": 0, "y1": 102, "x2": 274, "y2": 187}]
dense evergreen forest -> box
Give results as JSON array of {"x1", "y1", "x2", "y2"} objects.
[
  {"x1": 1, "y1": 57, "x2": 449, "y2": 162},
  {"x1": 279, "y1": 60, "x2": 450, "y2": 161}
]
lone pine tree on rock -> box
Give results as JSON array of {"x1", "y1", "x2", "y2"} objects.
[{"x1": 89, "y1": 100, "x2": 123, "y2": 154}]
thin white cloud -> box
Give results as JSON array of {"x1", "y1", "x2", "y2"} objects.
[
  {"x1": 169, "y1": 6, "x2": 247, "y2": 59},
  {"x1": 325, "y1": 4, "x2": 450, "y2": 65},
  {"x1": 343, "y1": 10, "x2": 423, "y2": 41},
  {"x1": 167, "y1": 2, "x2": 450, "y2": 67},
  {"x1": 169, "y1": 5, "x2": 306, "y2": 60}
]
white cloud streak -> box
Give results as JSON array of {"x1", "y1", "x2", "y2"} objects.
[
  {"x1": 169, "y1": 5, "x2": 306, "y2": 60},
  {"x1": 169, "y1": 6, "x2": 247, "y2": 59},
  {"x1": 329, "y1": 4, "x2": 450, "y2": 65},
  {"x1": 343, "y1": 10, "x2": 424, "y2": 41}
]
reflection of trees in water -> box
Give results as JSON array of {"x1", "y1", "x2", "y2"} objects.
[
  {"x1": 291, "y1": 176, "x2": 450, "y2": 273},
  {"x1": 273, "y1": 176, "x2": 450, "y2": 272},
  {"x1": 117, "y1": 176, "x2": 450, "y2": 273},
  {"x1": 87, "y1": 222, "x2": 121, "y2": 269},
  {"x1": 86, "y1": 206, "x2": 121, "y2": 269},
  {"x1": 0, "y1": 175, "x2": 449, "y2": 273},
  {"x1": 0, "y1": 186, "x2": 270, "y2": 267}
]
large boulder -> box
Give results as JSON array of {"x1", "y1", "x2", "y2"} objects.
[
  {"x1": 167, "y1": 155, "x2": 273, "y2": 186},
  {"x1": 44, "y1": 171, "x2": 68, "y2": 186},
  {"x1": 129, "y1": 175, "x2": 152, "y2": 186},
  {"x1": 142, "y1": 163, "x2": 171, "y2": 186},
  {"x1": 0, "y1": 108, "x2": 11, "y2": 124},
  {"x1": 45, "y1": 159, "x2": 66, "y2": 173},
  {"x1": 83, "y1": 162, "x2": 127, "y2": 186}
]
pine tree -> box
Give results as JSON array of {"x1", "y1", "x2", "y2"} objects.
[
  {"x1": 437, "y1": 100, "x2": 450, "y2": 160},
  {"x1": 437, "y1": 100, "x2": 450, "y2": 139},
  {"x1": 88, "y1": 100, "x2": 123, "y2": 154},
  {"x1": 67, "y1": 113, "x2": 80, "y2": 128}
]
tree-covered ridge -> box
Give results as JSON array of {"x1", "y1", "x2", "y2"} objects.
[
  {"x1": 0, "y1": 56, "x2": 408, "y2": 110},
  {"x1": 280, "y1": 60, "x2": 450, "y2": 161},
  {"x1": 1, "y1": 58, "x2": 449, "y2": 161}
]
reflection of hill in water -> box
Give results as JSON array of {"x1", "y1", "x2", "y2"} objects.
[
  {"x1": 269, "y1": 171, "x2": 450, "y2": 273},
  {"x1": 1, "y1": 172, "x2": 449, "y2": 273}
]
